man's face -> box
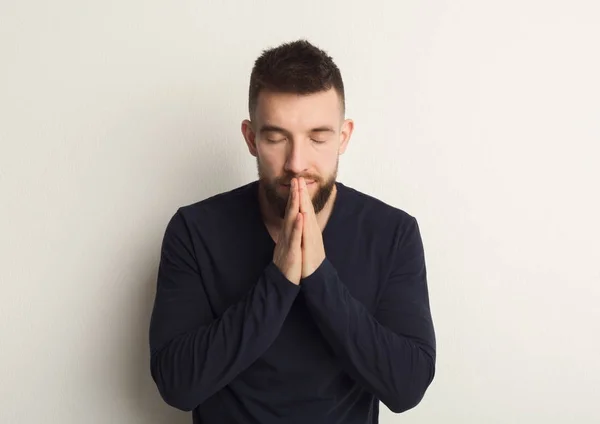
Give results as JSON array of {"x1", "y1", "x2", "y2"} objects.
[{"x1": 243, "y1": 88, "x2": 352, "y2": 219}]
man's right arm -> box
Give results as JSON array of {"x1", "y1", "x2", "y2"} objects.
[{"x1": 149, "y1": 209, "x2": 300, "y2": 411}]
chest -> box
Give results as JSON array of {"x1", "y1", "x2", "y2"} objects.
[{"x1": 200, "y1": 230, "x2": 388, "y2": 319}]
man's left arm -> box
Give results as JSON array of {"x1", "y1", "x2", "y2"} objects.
[{"x1": 300, "y1": 216, "x2": 436, "y2": 414}]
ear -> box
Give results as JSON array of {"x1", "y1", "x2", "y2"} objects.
[
  {"x1": 338, "y1": 119, "x2": 354, "y2": 155},
  {"x1": 241, "y1": 119, "x2": 258, "y2": 157}
]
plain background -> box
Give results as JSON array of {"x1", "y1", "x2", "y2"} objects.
[{"x1": 1, "y1": 1, "x2": 599, "y2": 423}]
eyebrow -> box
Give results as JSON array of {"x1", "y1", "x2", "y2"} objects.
[{"x1": 258, "y1": 124, "x2": 335, "y2": 136}]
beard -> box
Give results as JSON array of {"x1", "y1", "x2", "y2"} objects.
[{"x1": 257, "y1": 157, "x2": 338, "y2": 220}]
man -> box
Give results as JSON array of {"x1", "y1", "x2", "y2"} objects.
[{"x1": 149, "y1": 39, "x2": 436, "y2": 424}]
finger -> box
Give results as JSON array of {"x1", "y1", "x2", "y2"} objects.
[
  {"x1": 284, "y1": 178, "x2": 300, "y2": 234},
  {"x1": 292, "y1": 178, "x2": 300, "y2": 212},
  {"x1": 284, "y1": 177, "x2": 296, "y2": 216},
  {"x1": 300, "y1": 179, "x2": 316, "y2": 238},
  {"x1": 290, "y1": 211, "x2": 303, "y2": 248},
  {"x1": 299, "y1": 177, "x2": 312, "y2": 215},
  {"x1": 283, "y1": 178, "x2": 298, "y2": 221},
  {"x1": 298, "y1": 178, "x2": 316, "y2": 239}
]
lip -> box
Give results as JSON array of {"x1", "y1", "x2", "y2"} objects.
[{"x1": 280, "y1": 180, "x2": 316, "y2": 187}]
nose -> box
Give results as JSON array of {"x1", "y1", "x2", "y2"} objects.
[{"x1": 283, "y1": 140, "x2": 309, "y2": 175}]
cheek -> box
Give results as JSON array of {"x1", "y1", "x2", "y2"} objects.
[
  {"x1": 258, "y1": 147, "x2": 284, "y2": 175},
  {"x1": 316, "y1": 152, "x2": 338, "y2": 173}
]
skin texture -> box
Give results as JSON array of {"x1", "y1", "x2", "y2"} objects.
[{"x1": 241, "y1": 87, "x2": 354, "y2": 282}]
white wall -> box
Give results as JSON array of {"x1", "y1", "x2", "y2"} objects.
[{"x1": 1, "y1": 1, "x2": 599, "y2": 423}]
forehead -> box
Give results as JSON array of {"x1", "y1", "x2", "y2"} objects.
[{"x1": 255, "y1": 88, "x2": 341, "y2": 129}]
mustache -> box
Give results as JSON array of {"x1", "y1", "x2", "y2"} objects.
[{"x1": 278, "y1": 175, "x2": 319, "y2": 185}]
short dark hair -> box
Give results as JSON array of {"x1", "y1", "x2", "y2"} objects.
[{"x1": 248, "y1": 39, "x2": 345, "y2": 120}]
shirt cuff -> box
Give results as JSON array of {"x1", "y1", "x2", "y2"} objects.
[
  {"x1": 300, "y1": 257, "x2": 338, "y2": 290},
  {"x1": 264, "y1": 261, "x2": 302, "y2": 293}
]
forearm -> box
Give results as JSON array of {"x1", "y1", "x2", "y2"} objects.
[
  {"x1": 150, "y1": 261, "x2": 299, "y2": 411},
  {"x1": 301, "y1": 258, "x2": 435, "y2": 413}
]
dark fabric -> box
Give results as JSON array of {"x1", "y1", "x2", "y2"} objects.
[{"x1": 149, "y1": 180, "x2": 436, "y2": 423}]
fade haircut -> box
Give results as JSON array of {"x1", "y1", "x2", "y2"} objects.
[{"x1": 248, "y1": 39, "x2": 345, "y2": 121}]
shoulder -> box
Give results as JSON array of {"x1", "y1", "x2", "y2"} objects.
[
  {"x1": 165, "y1": 181, "x2": 257, "y2": 237},
  {"x1": 179, "y1": 181, "x2": 254, "y2": 219},
  {"x1": 337, "y1": 182, "x2": 417, "y2": 232},
  {"x1": 337, "y1": 183, "x2": 424, "y2": 261}
]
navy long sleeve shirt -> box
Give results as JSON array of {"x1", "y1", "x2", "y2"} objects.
[{"x1": 149, "y1": 180, "x2": 436, "y2": 423}]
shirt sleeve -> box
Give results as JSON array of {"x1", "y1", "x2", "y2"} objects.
[
  {"x1": 149, "y1": 209, "x2": 300, "y2": 411},
  {"x1": 300, "y1": 216, "x2": 436, "y2": 413}
]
